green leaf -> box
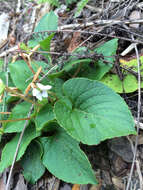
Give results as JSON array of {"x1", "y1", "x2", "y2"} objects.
[
  {"x1": 0, "y1": 124, "x2": 40, "y2": 173},
  {"x1": 100, "y1": 56, "x2": 143, "y2": 93},
  {"x1": 65, "y1": 0, "x2": 77, "y2": 5},
  {"x1": 94, "y1": 39, "x2": 118, "y2": 80},
  {"x1": 64, "y1": 59, "x2": 91, "y2": 72},
  {"x1": 0, "y1": 79, "x2": 5, "y2": 95},
  {"x1": 0, "y1": 58, "x2": 4, "y2": 72},
  {"x1": 95, "y1": 39, "x2": 118, "y2": 58},
  {"x1": 20, "y1": 140, "x2": 45, "y2": 184},
  {"x1": 51, "y1": 78, "x2": 64, "y2": 99},
  {"x1": 39, "y1": 33, "x2": 55, "y2": 61},
  {"x1": 80, "y1": 39, "x2": 118, "y2": 80},
  {"x1": 9, "y1": 60, "x2": 33, "y2": 92},
  {"x1": 49, "y1": 58, "x2": 91, "y2": 80},
  {"x1": 74, "y1": 0, "x2": 89, "y2": 18},
  {"x1": 20, "y1": 43, "x2": 31, "y2": 53},
  {"x1": 63, "y1": 47, "x2": 90, "y2": 72},
  {"x1": 28, "y1": 40, "x2": 39, "y2": 48},
  {"x1": 31, "y1": 11, "x2": 58, "y2": 48},
  {"x1": 1, "y1": 70, "x2": 18, "y2": 103},
  {"x1": 9, "y1": 60, "x2": 50, "y2": 92},
  {"x1": 119, "y1": 56, "x2": 143, "y2": 92},
  {"x1": 35, "y1": 104, "x2": 55, "y2": 131},
  {"x1": 34, "y1": 11, "x2": 58, "y2": 33},
  {"x1": 0, "y1": 71, "x2": 14, "y2": 87},
  {"x1": 100, "y1": 73, "x2": 138, "y2": 93},
  {"x1": 37, "y1": 0, "x2": 60, "y2": 6},
  {"x1": 32, "y1": 60, "x2": 50, "y2": 75},
  {"x1": 4, "y1": 102, "x2": 32, "y2": 133},
  {"x1": 120, "y1": 56, "x2": 143, "y2": 76},
  {"x1": 48, "y1": 47, "x2": 92, "y2": 79},
  {"x1": 48, "y1": 70, "x2": 64, "y2": 80},
  {"x1": 40, "y1": 127, "x2": 97, "y2": 184},
  {"x1": 40, "y1": 33, "x2": 55, "y2": 51},
  {"x1": 54, "y1": 78, "x2": 136, "y2": 145}
]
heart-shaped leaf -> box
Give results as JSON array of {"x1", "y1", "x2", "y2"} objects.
[
  {"x1": 54, "y1": 78, "x2": 136, "y2": 145},
  {"x1": 20, "y1": 140, "x2": 45, "y2": 184},
  {"x1": 40, "y1": 127, "x2": 97, "y2": 184},
  {"x1": 34, "y1": 11, "x2": 58, "y2": 33},
  {"x1": 0, "y1": 124, "x2": 40, "y2": 173}
]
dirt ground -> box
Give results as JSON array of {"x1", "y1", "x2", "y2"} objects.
[{"x1": 0, "y1": 0, "x2": 143, "y2": 190}]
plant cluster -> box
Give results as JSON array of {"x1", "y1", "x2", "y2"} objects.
[{"x1": 0, "y1": 11, "x2": 136, "y2": 185}]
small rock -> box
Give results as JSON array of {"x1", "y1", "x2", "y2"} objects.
[
  {"x1": 129, "y1": 10, "x2": 140, "y2": 28},
  {"x1": 0, "y1": 13, "x2": 10, "y2": 48},
  {"x1": 55, "y1": 4, "x2": 67, "y2": 16},
  {"x1": 108, "y1": 137, "x2": 133, "y2": 163},
  {"x1": 109, "y1": 152, "x2": 128, "y2": 176},
  {"x1": 112, "y1": 177, "x2": 124, "y2": 189},
  {"x1": 60, "y1": 184, "x2": 72, "y2": 190},
  {"x1": 14, "y1": 174, "x2": 27, "y2": 190}
]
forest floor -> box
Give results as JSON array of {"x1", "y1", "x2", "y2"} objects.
[{"x1": 0, "y1": 0, "x2": 143, "y2": 190}]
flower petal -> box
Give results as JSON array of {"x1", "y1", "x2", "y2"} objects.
[
  {"x1": 36, "y1": 83, "x2": 52, "y2": 90},
  {"x1": 36, "y1": 92, "x2": 43, "y2": 101},
  {"x1": 42, "y1": 90, "x2": 48, "y2": 98},
  {"x1": 32, "y1": 88, "x2": 40, "y2": 97},
  {"x1": 32, "y1": 88, "x2": 43, "y2": 100}
]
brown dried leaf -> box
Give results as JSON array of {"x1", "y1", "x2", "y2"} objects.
[
  {"x1": 67, "y1": 32, "x2": 81, "y2": 53},
  {"x1": 72, "y1": 184, "x2": 80, "y2": 190}
]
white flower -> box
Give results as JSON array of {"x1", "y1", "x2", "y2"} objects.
[{"x1": 31, "y1": 83, "x2": 52, "y2": 101}]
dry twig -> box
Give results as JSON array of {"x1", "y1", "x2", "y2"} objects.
[
  {"x1": 5, "y1": 104, "x2": 34, "y2": 190},
  {"x1": 126, "y1": 35, "x2": 141, "y2": 190}
]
